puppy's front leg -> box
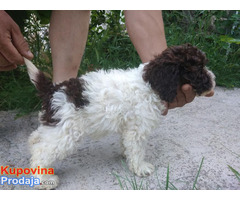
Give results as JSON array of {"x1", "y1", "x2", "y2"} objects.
[{"x1": 122, "y1": 129, "x2": 155, "y2": 177}]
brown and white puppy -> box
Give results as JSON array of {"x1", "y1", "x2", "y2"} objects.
[{"x1": 24, "y1": 44, "x2": 215, "y2": 189}]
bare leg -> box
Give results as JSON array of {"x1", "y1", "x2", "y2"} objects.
[
  {"x1": 50, "y1": 11, "x2": 90, "y2": 83},
  {"x1": 124, "y1": 10, "x2": 167, "y2": 63}
]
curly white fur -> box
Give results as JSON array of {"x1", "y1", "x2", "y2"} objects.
[
  {"x1": 26, "y1": 61, "x2": 166, "y2": 189},
  {"x1": 25, "y1": 44, "x2": 216, "y2": 189}
]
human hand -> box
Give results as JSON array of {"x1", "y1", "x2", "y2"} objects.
[
  {"x1": 162, "y1": 84, "x2": 214, "y2": 115},
  {"x1": 0, "y1": 11, "x2": 33, "y2": 71}
]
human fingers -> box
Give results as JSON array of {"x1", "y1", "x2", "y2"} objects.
[
  {"x1": 0, "y1": 11, "x2": 33, "y2": 66},
  {"x1": 168, "y1": 86, "x2": 188, "y2": 109},
  {"x1": 0, "y1": 53, "x2": 17, "y2": 71},
  {"x1": 0, "y1": 53, "x2": 11, "y2": 66},
  {"x1": 168, "y1": 98, "x2": 178, "y2": 109},
  {"x1": 11, "y1": 26, "x2": 34, "y2": 60},
  {"x1": 0, "y1": 37, "x2": 26, "y2": 65},
  {"x1": 205, "y1": 91, "x2": 214, "y2": 97},
  {"x1": 168, "y1": 84, "x2": 195, "y2": 109},
  {"x1": 182, "y1": 84, "x2": 214, "y2": 98},
  {"x1": 0, "y1": 64, "x2": 17, "y2": 71},
  {"x1": 174, "y1": 89, "x2": 186, "y2": 108},
  {"x1": 181, "y1": 84, "x2": 195, "y2": 103}
]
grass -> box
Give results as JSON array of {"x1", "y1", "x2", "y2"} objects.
[
  {"x1": 113, "y1": 156, "x2": 240, "y2": 190},
  {"x1": 0, "y1": 68, "x2": 40, "y2": 117},
  {"x1": 162, "y1": 10, "x2": 240, "y2": 88},
  {"x1": 228, "y1": 166, "x2": 240, "y2": 183},
  {"x1": 0, "y1": 11, "x2": 240, "y2": 115},
  {"x1": 192, "y1": 157, "x2": 205, "y2": 190},
  {"x1": 113, "y1": 161, "x2": 148, "y2": 190},
  {"x1": 112, "y1": 157, "x2": 205, "y2": 190}
]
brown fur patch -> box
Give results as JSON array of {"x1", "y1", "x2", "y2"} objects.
[
  {"x1": 34, "y1": 73, "x2": 89, "y2": 126},
  {"x1": 143, "y1": 44, "x2": 213, "y2": 102}
]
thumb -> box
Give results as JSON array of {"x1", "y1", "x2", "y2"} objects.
[{"x1": 11, "y1": 26, "x2": 34, "y2": 60}]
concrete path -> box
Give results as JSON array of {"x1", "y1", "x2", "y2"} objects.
[{"x1": 0, "y1": 86, "x2": 239, "y2": 190}]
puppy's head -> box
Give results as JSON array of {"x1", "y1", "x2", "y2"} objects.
[{"x1": 143, "y1": 44, "x2": 216, "y2": 102}]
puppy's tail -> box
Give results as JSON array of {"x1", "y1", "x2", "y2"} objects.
[{"x1": 24, "y1": 57, "x2": 54, "y2": 95}]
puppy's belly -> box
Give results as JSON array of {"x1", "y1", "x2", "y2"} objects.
[{"x1": 81, "y1": 105, "x2": 127, "y2": 138}]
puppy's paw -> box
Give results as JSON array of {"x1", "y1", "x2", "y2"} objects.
[
  {"x1": 134, "y1": 162, "x2": 155, "y2": 177},
  {"x1": 35, "y1": 175, "x2": 59, "y2": 190}
]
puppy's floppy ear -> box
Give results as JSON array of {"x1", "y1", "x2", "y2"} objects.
[{"x1": 143, "y1": 56, "x2": 180, "y2": 103}]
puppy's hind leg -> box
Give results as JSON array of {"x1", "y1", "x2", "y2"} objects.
[{"x1": 29, "y1": 123, "x2": 82, "y2": 189}]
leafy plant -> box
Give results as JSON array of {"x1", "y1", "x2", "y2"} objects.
[
  {"x1": 163, "y1": 10, "x2": 240, "y2": 88},
  {"x1": 0, "y1": 10, "x2": 240, "y2": 114}
]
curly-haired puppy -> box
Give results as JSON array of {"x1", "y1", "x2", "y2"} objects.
[{"x1": 24, "y1": 44, "x2": 215, "y2": 189}]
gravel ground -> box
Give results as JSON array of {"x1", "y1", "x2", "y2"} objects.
[{"x1": 0, "y1": 86, "x2": 240, "y2": 190}]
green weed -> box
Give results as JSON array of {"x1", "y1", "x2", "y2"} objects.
[
  {"x1": 228, "y1": 166, "x2": 240, "y2": 182},
  {"x1": 112, "y1": 157, "x2": 205, "y2": 190}
]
